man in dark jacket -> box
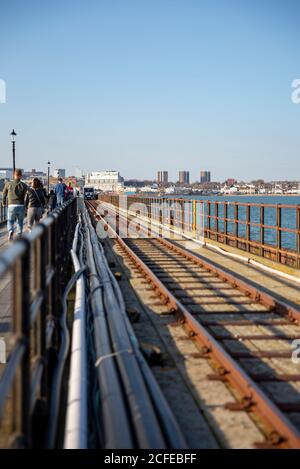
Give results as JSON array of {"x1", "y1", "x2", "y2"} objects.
[{"x1": 2, "y1": 169, "x2": 28, "y2": 240}]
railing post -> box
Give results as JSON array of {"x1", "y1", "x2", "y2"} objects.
[
  {"x1": 297, "y1": 205, "x2": 300, "y2": 270},
  {"x1": 246, "y1": 204, "x2": 250, "y2": 252},
  {"x1": 234, "y1": 204, "x2": 238, "y2": 248},
  {"x1": 207, "y1": 202, "x2": 211, "y2": 239},
  {"x1": 12, "y1": 241, "x2": 31, "y2": 447},
  {"x1": 276, "y1": 205, "x2": 282, "y2": 263},
  {"x1": 215, "y1": 203, "x2": 219, "y2": 241},
  {"x1": 260, "y1": 206, "x2": 264, "y2": 258},
  {"x1": 224, "y1": 202, "x2": 228, "y2": 245},
  {"x1": 192, "y1": 200, "x2": 197, "y2": 234},
  {"x1": 40, "y1": 227, "x2": 48, "y2": 405}
]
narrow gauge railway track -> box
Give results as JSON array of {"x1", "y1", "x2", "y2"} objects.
[{"x1": 86, "y1": 200, "x2": 300, "y2": 449}]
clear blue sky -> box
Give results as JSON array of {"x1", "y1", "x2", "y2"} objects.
[{"x1": 0, "y1": 0, "x2": 299, "y2": 181}]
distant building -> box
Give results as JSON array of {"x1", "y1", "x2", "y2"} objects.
[
  {"x1": 200, "y1": 171, "x2": 211, "y2": 183},
  {"x1": 226, "y1": 178, "x2": 236, "y2": 186},
  {"x1": 0, "y1": 168, "x2": 13, "y2": 180},
  {"x1": 23, "y1": 169, "x2": 47, "y2": 179},
  {"x1": 53, "y1": 168, "x2": 66, "y2": 179},
  {"x1": 85, "y1": 170, "x2": 124, "y2": 192},
  {"x1": 140, "y1": 184, "x2": 158, "y2": 193},
  {"x1": 178, "y1": 171, "x2": 190, "y2": 184},
  {"x1": 157, "y1": 171, "x2": 168, "y2": 184}
]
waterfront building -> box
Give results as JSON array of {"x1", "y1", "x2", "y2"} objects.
[
  {"x1": 0, "y1": 168, "x2": 13, "y2": 180},
  {"x1": 226, "y1": 178, "x2": 236, "y2": 186},
  {"x1": 85, "y1": 170, "x2": 124, "y2": 192},
  {"x1": 140, "y1": 185, "x2": 158, "y2": 193}
]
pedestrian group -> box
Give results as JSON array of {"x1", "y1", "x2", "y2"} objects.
[{"x1": 2, "y1": 169, "x2": 77, "y2": 241}]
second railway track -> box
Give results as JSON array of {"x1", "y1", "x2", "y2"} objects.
[{"x1": 86, "y1": 200, "x2": 300, "y2": 449}]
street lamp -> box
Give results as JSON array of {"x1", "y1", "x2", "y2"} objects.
[
  {"x1": 10, "y1": 129, "x2": 17, "y2": 173},
  {"x1": 47, "y1": 161, "x2": 51, "y2": 194}
]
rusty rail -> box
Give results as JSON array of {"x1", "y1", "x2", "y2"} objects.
[
  {"x1": 99, "y1": 195, "x2": 300, "y2": 270},
  {"x1": 0, "y1": 198, "x2": 77, "y2": 448}
]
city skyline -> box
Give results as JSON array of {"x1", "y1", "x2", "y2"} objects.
[{"x1": 0, "y1": 1, "x2": 299, "y2": 180}]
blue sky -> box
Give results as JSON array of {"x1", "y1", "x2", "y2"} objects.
[{"x1": 0, "y1": 0, "x2": 299, "y2": 181}]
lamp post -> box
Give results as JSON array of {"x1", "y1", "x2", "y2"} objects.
[
  {"x1": 10, "y1": 129, "x2": 17, "y2": 173},
  {"x1": 47, "y1": 161, "x2": 51, "y2": 194}
]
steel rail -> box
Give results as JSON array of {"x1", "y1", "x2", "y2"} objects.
[{"x1": 88, "y1": 200, "x2": 300, "y2": 449}]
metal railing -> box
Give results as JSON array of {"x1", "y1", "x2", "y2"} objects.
[
  {"x1": 0, "y1": 198, "x2": 77, "y2": 448},
  {"x1": 99, "y1": 195, "x2": 300, "y2": 270},
  {"x1": 0, "y1": 201, "x2": 7, "y2": 223}
]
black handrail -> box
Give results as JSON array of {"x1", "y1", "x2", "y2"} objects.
[
  {"x1": 0, "y1": 201, "x2": 7, "y2": 224},
  {"x1": 0, "y1": 198, "x2": 77, "y2": 448}
]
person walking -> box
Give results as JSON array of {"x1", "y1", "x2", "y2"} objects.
[
  {"x1": 2, "y1": 169, "x2": 28, "y2": 241},
  {"x1": 47, "y1": 189, "x2": 57, "y2": 212},
  {"x1": 54, "y1": 177, "x2": 67, "y2": 206},
  {"x1": 24, "y1": 178, "x2": 46, "y2": 231}
]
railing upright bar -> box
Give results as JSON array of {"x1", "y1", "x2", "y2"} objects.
[
  {"x1": 260, "y1": 206, "x2": 265, "y2": 258},
  {"x1": 207, "y1": 202, "x2": 211, "y2": 239},
  {"x1": 215, "y1": 202, "x2": 219, "y2": 241},
  {"x1": 277, "y1": 205, "x2": 282, "y2": 264},
  {"x1": 246, "y1": 204, "x2": 250, "y2": 252},
  {"x1": 234, "y1": 205, "x2": 238, "y2": 248},
  {"x1": 224, "y1": 202, "x2": 228, "y2": 245},
  {"x1": 297, "y1": 206, "x2": 300, "y2": 270},
  {"x1": 12, "y1": 241, "x2": 31, "y2": 447}
]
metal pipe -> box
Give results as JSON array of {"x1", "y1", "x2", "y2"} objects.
[
  {"x1": 46, "y1": 265, "x2": 85, "y2": 448},
  {"x1": 85, "y1": 208, "x2": 167, "y2": 448},
  {"x1": 82, "y1": 210, "x2": 134, "y2": 448},
  {"x1": 64, "y1": 223, "x2": 88, "y2": 449}
]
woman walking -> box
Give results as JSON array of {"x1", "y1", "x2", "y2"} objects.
[{"x1": 24, "y1": 178, "x2": 46, "y2": 231}]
